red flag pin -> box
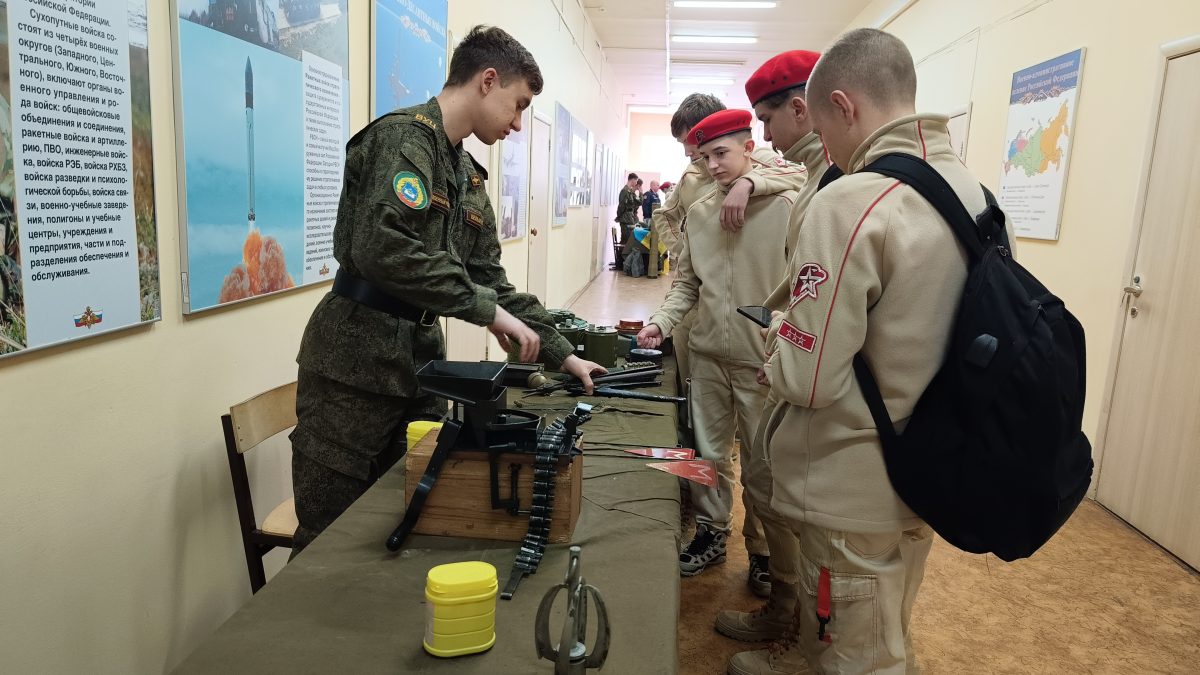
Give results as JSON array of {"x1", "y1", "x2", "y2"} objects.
[
  {"x1": 623, "y1": 448, "x2": 696, "y2": 460},
  {"x1": 647, "y1": 460, "x2": 717, "y2": 487}
]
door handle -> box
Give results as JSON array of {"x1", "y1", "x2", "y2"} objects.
[
  {"x1": 531, "y1": 228, "x2": 539, "y2": 236},
  {"x1": 1122, "y1": 284, "x2": 1142, "y2": 298}
]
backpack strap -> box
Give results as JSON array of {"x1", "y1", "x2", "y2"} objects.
[
  {"x1": 817, "y1": 163, "x2": 844, "y2": 190},
  {"x1": 850, "y1": 153, "x2": 992, "y2": 448}
]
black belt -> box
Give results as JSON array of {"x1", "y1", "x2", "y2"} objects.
[{"x1": 332, "y1": 269, "x2": 438, "y2": 326}]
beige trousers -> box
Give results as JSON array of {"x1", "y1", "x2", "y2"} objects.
[
  {"x1": 672, "y1": 308, "x2": 696, "y2": 386},
  {"x1": 792, "y1": 522, "x2": 934, "y2": 674},
  {"x1": 688, "y1": 352, "x2": 766, "y2": 553},
  {"x1": 744, "y1": 394, "x2": 803, "y2": 584}
]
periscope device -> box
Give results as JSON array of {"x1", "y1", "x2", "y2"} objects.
[{"x1": 737, "y1": 305, "x2": 774, "y2": 329}]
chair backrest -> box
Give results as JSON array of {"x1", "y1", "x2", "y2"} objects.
[
  {"x1": 228, "y1": 381, "x2": 298, "y2": 454},
  {"x1": 611, "y1": 226, "x2": 619, "y2": 245}
]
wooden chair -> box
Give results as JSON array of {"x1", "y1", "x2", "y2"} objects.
[
  {"x1": 222, "y1": 381, "x2": 299, "y2": 594},
  {"x1": 610, "y1": 225, "x2": 625, "y2": 270}
]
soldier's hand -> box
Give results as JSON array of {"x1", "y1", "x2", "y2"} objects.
[
  {"x1": 756, "y1": 366, "x2": 770, "y2": 387},
  {"x1": 759, "y1": 310, "x2": 783, "y2": 343},
  {"x1": 720, "y1": 178, "x2": 753, "y2": 232},
  {"x1": 560, "y1": 355, "x2": 607, "y2": 395},
  {"x1": 636, "y1": 324, "x2": 663, "y2": 349},
  {"x1": 490, "y1": 306, "x2": 541, "y2": 362}
]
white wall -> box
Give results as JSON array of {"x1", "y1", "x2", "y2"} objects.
[
  {"x1": 846, "y1": 0, "x2": 1200, "y2": 470},
  {"x1": 0, "y1": 1, "x2": 625, "y2": 672}
]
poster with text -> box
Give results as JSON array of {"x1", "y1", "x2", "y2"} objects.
[
  {"x1": 499, "y1": 108, "x2": 529, "y2": 241},
  {"x1": 373, "y1": 0, "x2": 446, "y2": 117},
  {"x1": 174, "y1": 0, "x2": 349, "y2": 312},
  {"x1": 553, "y1": 102, "x2": 569, "y2": 225},
  {"x1": 0, "y1": 0, "x2": 158, "y2": 358},
  {"x1": 997, "y1": 49, "x2": 1085, "y2": 241}
]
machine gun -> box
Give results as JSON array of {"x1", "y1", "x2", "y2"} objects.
[{"x1": 386, "y1": 361, "x2": 591, "y2": 598}]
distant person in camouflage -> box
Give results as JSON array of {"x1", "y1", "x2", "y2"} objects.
[
  {"x1": 615, "y1": 172, "x2": 641, "y2": 246},
  {"x1": 290, "y1": 25, "x2": 607, "y2": 555}
]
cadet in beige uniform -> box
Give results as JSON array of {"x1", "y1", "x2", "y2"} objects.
[
  {"x1": 650, "y1": 94, "x2": 806, "y2": 407},
  {"x1": 716, "y1": 51, "x2": 838, "y2": 675},
  {"x1": 637, "y1": 109, "x2": 805, "y2": 581},
  {"x1": 759, "y1": 30, "x2": 1012, "y2": 674}
]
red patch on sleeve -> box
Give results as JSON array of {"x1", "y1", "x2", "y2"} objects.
[
  {"x1": 790, "y1": 262, "x2": 829, "y2": 307},
  {"x1": 778, "y1": 321, "x2": 817, "y2": 353}
]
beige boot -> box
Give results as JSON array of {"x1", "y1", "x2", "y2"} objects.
[
  {"x1": 726, "y1": 620, "x2": 812, "y2": 675},
  {"x1": 715, "y1": 581, "x2": 799, "y2": 642}
]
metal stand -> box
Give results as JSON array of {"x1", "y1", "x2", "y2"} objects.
[{"x1": 534, "y1": 546, "x2": 611, "y2": 674}]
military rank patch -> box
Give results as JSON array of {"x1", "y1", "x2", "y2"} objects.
[
  {"x1": 393, "y1": 172, "x2": 428, "y2": 210},
  {"x1": 430, "y1": 191, "x2": 450, "y2": 214},
  {"x1": 414, "y1": 113, "x2": 438, "y2": 131},
  {"x1": 464, "y1": 208, "x2": 485, "y2": 230},
  {"x1": 470, "y1": 174, "x2": 482, "y2": 188},
  {"x1": 789, "y1": 262, "x2": 829, "y2": 307},
  {"x1": 778, "y1": 321, "x2": 817, "y2": 353}
]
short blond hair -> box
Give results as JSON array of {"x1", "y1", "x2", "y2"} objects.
[{"x1": 808, "y1": 28, "x2": 916, "y2": 112}]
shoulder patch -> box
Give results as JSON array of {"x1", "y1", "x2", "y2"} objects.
[
  {"x1": 393, "y1": 171, "x2": 429, "y2": 210},
  {"x1": 414, "y1": 113, "x2": 438, "y2": 131},
  {"x1": 464, "y1": 207, "x2": 485, "y2": 230},
  {"x1": 789, "y1": 262, "x2": 829, "y2": 307},
  {"x1": 430, "y1": 191, "x2": 450, "y2": 214},
  {"x1": 470, "y1": 173, "x2": 482, "y2": 188}
]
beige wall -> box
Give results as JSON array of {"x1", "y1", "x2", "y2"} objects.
[
  {"x1": 846, "y1": 0, "x2": 1200, "y2": 470},
  {"x1": 628, "y1": 111, "x2": 689, "y2": 188},
  {"x1": 0, "y1": 1, "x2": 624, "y2": 672}
]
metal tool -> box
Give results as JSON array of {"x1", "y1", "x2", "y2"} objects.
[{"x1": 534, "y1": 546, "x2": 611, "y2": 674}]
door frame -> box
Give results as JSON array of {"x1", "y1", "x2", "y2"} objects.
[
  {"x1": 1092, "y1": 35, "x2": 1200, "y2": 492},
  {"x1": 526, "y1": 108, "x2": 553, "y2": 303}
]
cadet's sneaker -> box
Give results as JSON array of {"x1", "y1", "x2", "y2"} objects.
[
  {"x1": 715, "y1": 581, "x2": 799, "y2": 642},
  {"x1": 726, "y1": 624, "x2": 812, "y2": 675},
  {"x1": 679, "y1": 524, "x2": 727, "y2": 576},
  {"x1": 748, "y1": 553, "x2": 771, "y2": 598}
]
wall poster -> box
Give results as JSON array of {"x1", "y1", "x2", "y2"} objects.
[
  {"x1": 553, "y1": 101, "x2": 569, "y2": 226},
  {"x1": 997, "y1": 48, "x2": 1085, "y2": 241},
  {"x1": 372, "y1": 0, "x2": 447, "y2": 117},
  {"x1": 173, "y1": 0, "x2": 350, "y2": 313},
  {"x1": 499, "y1": 108, "x2": 529, "y2": 241},
  {"x1": 0, "y1": 0, "x2": 158, "y2": 358},
  {"x1": 568, "y1": 114, "x2": 588, "y2": 207}
]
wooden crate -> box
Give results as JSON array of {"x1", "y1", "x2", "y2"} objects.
[{"x1": 403, "y1": 431, "x2": 582, "y2": 543}]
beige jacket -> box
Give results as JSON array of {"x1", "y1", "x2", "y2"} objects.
[
  {"x1": 754, "y1": 133, "x2": 834, "y2": 311},
  {"x1": 652, "y1": 147, "x2": 805, "y2": 258},
  {"x1": 762, "y1": 114, "x2": 1013, "y2": 533},
  {"x1": 650, "y1": 166, "x2": 804, "y2": 368}
]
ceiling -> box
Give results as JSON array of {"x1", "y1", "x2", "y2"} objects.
[{"x1": 584, "y1": 0, "x2": 878, "y2": 114}]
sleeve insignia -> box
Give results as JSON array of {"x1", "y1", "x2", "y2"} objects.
[
  {"x1": 393, "y1": 171, "x2": 429, "y2": 210},
  {"x1": 464, "y1": 207, "x2": 485, "y2": 230}
]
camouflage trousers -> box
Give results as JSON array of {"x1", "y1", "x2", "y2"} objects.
[{"x1": 289, "y1": 368, "x2": 444, "y2": 556}]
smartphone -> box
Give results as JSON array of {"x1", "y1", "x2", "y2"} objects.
[{"x1": 737, "y1": 305, "x2": 774, "y2": 328}]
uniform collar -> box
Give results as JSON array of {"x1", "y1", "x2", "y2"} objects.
[
  {"x1": 418, "y1": 97, "x2": 468, "y2": 173},
  {"x1": 784, "y1": 132, "x2": 827, "y2": 174},
  {"x1": 847, "y1": 113, "x2": 952, "y2": 174}
]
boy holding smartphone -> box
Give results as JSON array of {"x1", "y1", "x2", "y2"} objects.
[{"x1": 637, "y1": 110, "x2": 804, "y2": 580}]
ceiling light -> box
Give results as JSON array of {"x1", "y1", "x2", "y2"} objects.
[
  {"x1": 671, "y1": 77, "x2": 735, "y2": 85},
  {"x1": 673, "y1": 1, "x2": 777, "y2": 8},
  {"x1": 672, "y1": 35, "x2": 758, "y2": 44}
]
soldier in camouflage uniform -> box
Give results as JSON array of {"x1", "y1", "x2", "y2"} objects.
[
  {"x1": 291, "y1": 26, "x2": 606, "y2": 555},
  {"x1": 615, "y1": 173, "x2": 641, "y2": 249}
]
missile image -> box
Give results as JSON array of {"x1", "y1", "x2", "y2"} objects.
[{"x1": 245, "y1": 57, "x2": 256, "y2": 228}]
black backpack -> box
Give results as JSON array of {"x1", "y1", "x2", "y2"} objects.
[{"x1": 848, "y1": 153, "x2": 1094, "y2": 562}]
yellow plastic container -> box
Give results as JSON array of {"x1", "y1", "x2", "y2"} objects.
[
  {"x1": 406, "y1": 421, "x2": 443, "y2": 451},
  {"x1": 423, "y1": 561, "x2": 497, "y2": 657}
]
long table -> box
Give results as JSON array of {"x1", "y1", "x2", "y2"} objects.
[{"x1": 174, "y1": 359, "x2": 684, "y2": 674}]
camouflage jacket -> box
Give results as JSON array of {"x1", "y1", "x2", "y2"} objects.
[
  {"x1": 616, "y1": 186, "x2": 641, "y2": 225},
  {"x1": 297, "y1": 98, "x2": 573, "y2": 397}
]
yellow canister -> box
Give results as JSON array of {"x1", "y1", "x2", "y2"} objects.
[
  {"x1": 406, "y1": 421, "x2": 443, "y2": 450},
  {"x1": 423, "y1": 561, "x2": 498, "y2": 658}
]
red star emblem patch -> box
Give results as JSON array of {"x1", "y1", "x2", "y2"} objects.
[{"x1": 790, "y1": 262, "x2": 829, "y2": 306}]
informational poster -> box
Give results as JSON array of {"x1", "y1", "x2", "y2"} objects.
[
  {"x1": 568, "y1": 115, "x2": 588, "y2": 207},
  {"x1": 373, "y1": 0, "x2": 447, "y2": 117},
  {"x1": 553, "y1": 102, "x2": 569, "y2": 226},
  {"x1": 174, "y1": 1, "x2": 350, "y2": 312},
  {"x1": 499, "y1": 109, "x2": 529, "y2": 241},
  {"x1": 0, "y1": 0, "x2": 158, "y2": 358},
  {"x1": 998, "y1": 49, "x2": 1085, "y2": 241}
]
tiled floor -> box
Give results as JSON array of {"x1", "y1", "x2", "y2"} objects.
[{"x1": 569, "y1": 269, "x2": 1200, "y2": 675}]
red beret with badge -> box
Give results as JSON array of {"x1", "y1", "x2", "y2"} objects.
[
  {"x1": 745, "y1": 50, "x2": 821, "y2": 106},
  {"x1": 686, "y1": 109, "x2": 753, "y2": 147}
]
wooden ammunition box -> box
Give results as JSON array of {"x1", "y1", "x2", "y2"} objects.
[{"x1": 403, "y1": 432, "x2": 583, "y2": 543}]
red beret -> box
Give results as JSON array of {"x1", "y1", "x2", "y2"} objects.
[
  {"x1": 686, "y1": 109, "x2": 753, "y2": 146},
  {"x1": 745, "y1": 50, "x2": 821, "y2": 106}
]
